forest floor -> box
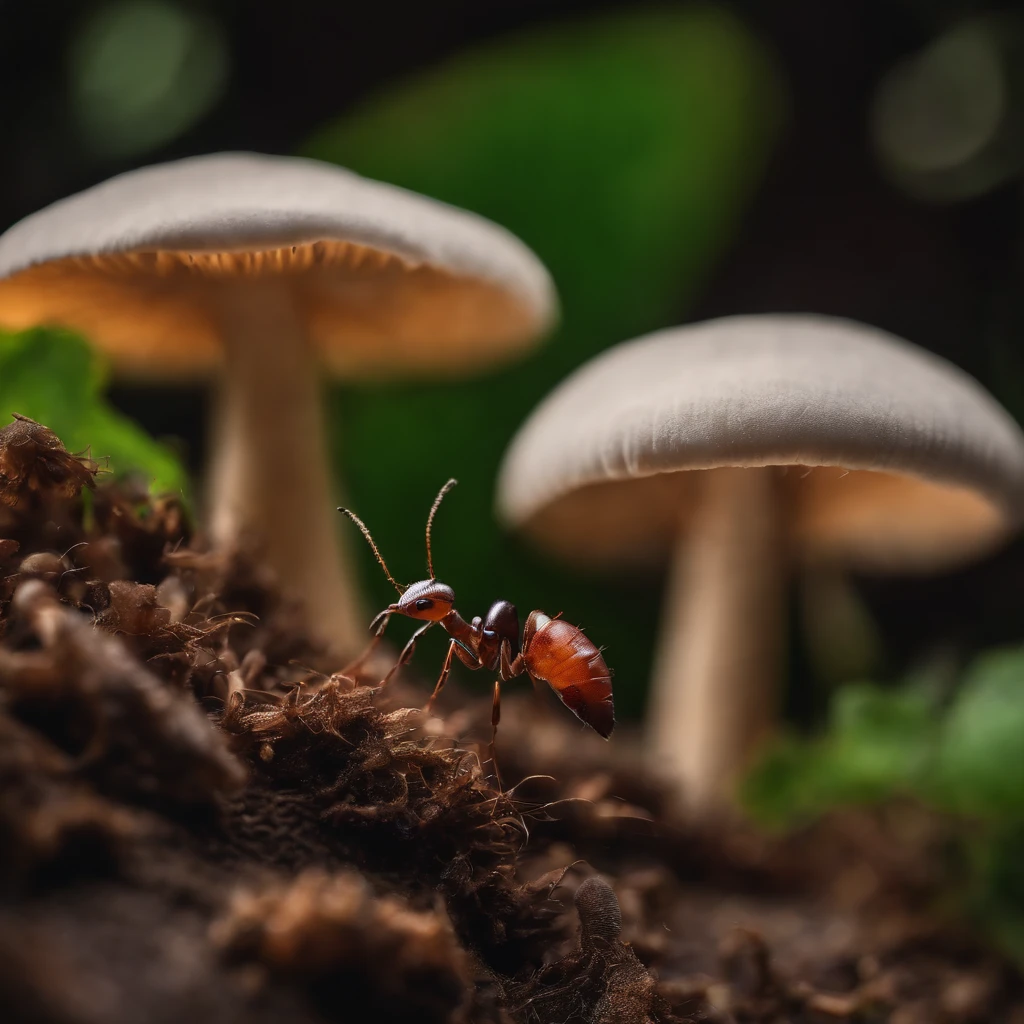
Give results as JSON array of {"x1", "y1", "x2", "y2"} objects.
[{"x1": 1, "y1": 414, "x2": 1022, "y2": 1024}]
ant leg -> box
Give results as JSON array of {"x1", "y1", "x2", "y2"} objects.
[
  {"x1": 427, "y1": 639, "x2": 481, "y2": 711},
  {"x1": 490, "y1": 679, "x2": 504, "y2": 793},
  {"x1": 426, "y1": 639, "x2": 458, "y2": 712},
  {"x1": 382, "y1": 621, "x2": 434, "y2": 686},
  {"x1": 512, "y1": 638, "x2": 549, "y2": 707},
  {"x1": 341, "y1": 610, "x2": 393, "y2": 677},
  {"x1": 527, "y1": 672, "x2": 547, "y2": 703},
  {"x1": 499, "y1": 639, "x2": 524, "y2": 681}
]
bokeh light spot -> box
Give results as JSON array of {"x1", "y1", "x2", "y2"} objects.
[
  {"x1": 69, "y1": 0, "x2": 228, "y2": 160},
  {"x1": 871, "y1": 15, "x2": 1024, "y2": 201}
]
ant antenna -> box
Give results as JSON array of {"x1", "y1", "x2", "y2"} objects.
[
  {"x1": 337, "y1": 506, "x2": 405, "y2": 594},
  {"x1": 425, "y1": 478, "x2": 457, "y2": 580}
]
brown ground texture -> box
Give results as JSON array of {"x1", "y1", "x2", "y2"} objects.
[{"x1": 1, "y1": 413, "x2": 1023, "y2": 1024}]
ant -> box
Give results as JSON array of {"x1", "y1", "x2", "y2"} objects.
[{"x1": 339, "y1": 480, "x2": 614, "y2": 781}]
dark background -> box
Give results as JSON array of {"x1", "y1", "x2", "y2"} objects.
[{"x1": 3, "y1": 0, "x2": 1023, "y2": 722}]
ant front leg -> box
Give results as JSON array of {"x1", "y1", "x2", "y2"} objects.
[
  {"x1": 342, "y1": 609, "x2": 393, "y2": 678},
  {"x1": 383, "y1": 620, "x2": 434, "y2": 686}
]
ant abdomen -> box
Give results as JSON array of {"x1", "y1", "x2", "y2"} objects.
[{"x1": 522, "y1": 613, "x2": 614, "y2": 739}]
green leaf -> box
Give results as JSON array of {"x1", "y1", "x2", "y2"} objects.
[
  {"x1": 743, "y1": 683, "x2": 938, "y2": 826},
  {"x1": 961, "y1": 823, "x2": 1024, "y2": 963},
  {"x1": 0, "y1": 326, "x2": 188, "y2": 497},
  {"x1": 742, "y1": 652, "x2": 1024, "y2": 965},
  {"x1": 305, "y1": 7, "x2": 784, "y2": 715},
  {"x1": 740, "y1": 736, "x2": 830, "y2": 827},
  {"x1": 937, "y1": 646, "x2": 1024, "y2": 819}
]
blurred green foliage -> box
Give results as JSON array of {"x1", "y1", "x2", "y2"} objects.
[
  {"x1": 743, "y1": 682, "x2": 938, "y2": 825},
  {"x1": 0, "y1": 327, "x2": 188, "y2": 496},
  {"x1": 743, "y1": 645, "x2": 1024, "y2": 960},
  {"x1": 938, "y1": 648, "x2": 1024, "y2": 818},
  {"x1": 305, "y1": 6, "x2": 783, "y2": 715}
]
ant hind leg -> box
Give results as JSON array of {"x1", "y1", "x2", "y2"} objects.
[{"x1": 489, "y1": 679, "x2": 504, "y2": 793}]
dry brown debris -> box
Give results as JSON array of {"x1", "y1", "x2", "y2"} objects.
[
  {"x1": 0, "y1": 414, "x2": 96, "y2": 507},
  {"x1": 219, "y1": 674, "x2": 561, "y2": 973},
  {"x1": 508, "y1": 877, "x2": 668, "y2": 1023},
  {"x1": 0, "y1": 708, "x2": 138, "y2": 887},
  {"x1": 2, "y1": 579, "x2": 244, "y2": 805},
  {"x1": 213, "y1": 869, "x2": 473, "y2": 1023}
]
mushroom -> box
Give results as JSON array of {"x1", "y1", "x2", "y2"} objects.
[
  {"x1": 0, "y1": 153, "x2": 555, "y2": 654},
  {"x1": 496, "y1": 314, "x2": 1024, "y2": 811}
]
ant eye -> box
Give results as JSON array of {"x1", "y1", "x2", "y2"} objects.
[{"x1": 415, "y1": 599, "x2": 433, "y2": 611}]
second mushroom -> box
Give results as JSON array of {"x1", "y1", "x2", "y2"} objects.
[{"x1": 496, "y1": 314, "x2": 1024, "y2": 812}]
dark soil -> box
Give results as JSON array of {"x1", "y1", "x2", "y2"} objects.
[{"x1": 2, "y1": 414, "x2": 1023, "y2": 1024}]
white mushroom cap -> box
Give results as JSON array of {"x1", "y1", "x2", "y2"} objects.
[
  {"x1": 0, "y1": 152, "x2": 556, "y2": 378},
  {"x1": 0, "y1": 153, "x2": 556, "y2": 658},
  {"x1": 497, "y1": 314, "x2": 1024, "y2": 573}
]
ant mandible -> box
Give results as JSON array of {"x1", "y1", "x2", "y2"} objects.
[{"x1": 338, "y1": 479, "x2": 615, "y2": 766}]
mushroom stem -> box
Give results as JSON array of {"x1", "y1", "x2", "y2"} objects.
[
  {"x1": 206, "y1": 282, "x2": 363, "y2": 655},
  {"x1": 648, "y1": 466, "x2": 786, "y2": 813}
]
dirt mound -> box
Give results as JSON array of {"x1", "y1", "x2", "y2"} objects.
[{"x1": 1, "y1": 416, "x2": 1021, "y2": 1023}]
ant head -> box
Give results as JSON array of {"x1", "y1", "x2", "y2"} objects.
[{"x1": 393, "y1": 578, "x2": 455, "y2": 622}]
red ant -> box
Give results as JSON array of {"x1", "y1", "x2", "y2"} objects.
[{"x1": 338, "y1": 480, "x2": 614, "y2": 779}]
